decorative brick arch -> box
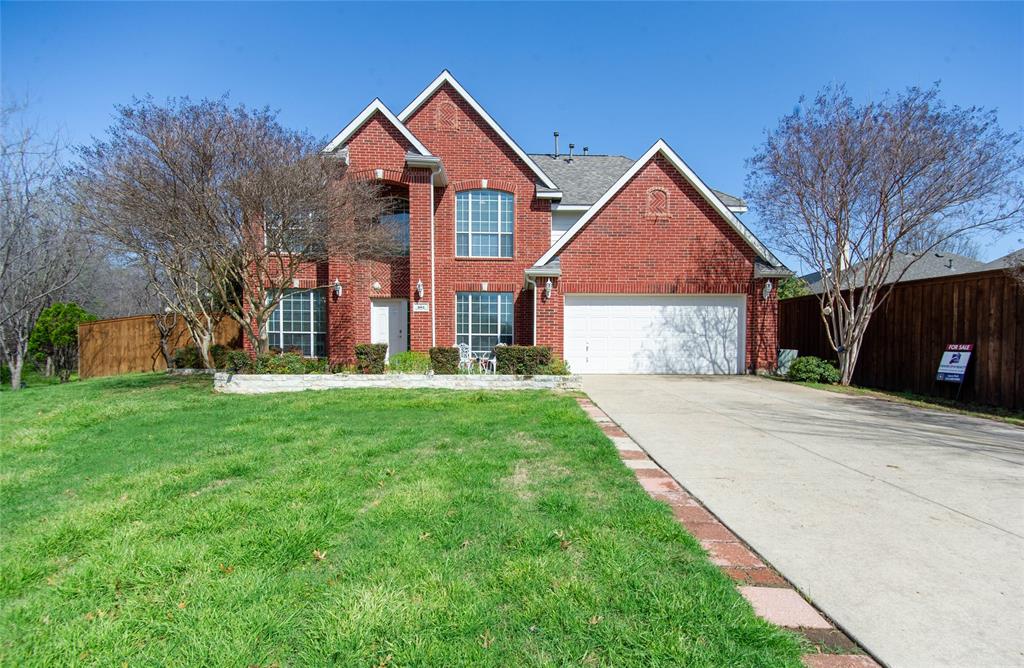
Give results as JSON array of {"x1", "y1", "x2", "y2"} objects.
[
  {"x1": 451, "y1": 178, "x2": 518, "y2": 194},
  {"x1": 348, "y1": 167, "x2": 407, "y2": 185}
]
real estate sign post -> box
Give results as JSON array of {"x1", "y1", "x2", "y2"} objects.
[{"x1": 936, "y1": 343, "x2": 973, "y2": 400}]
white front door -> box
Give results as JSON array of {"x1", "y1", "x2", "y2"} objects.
[
  {"x1": 563, "y1": 294, "x2": 746, "y2": 374},
  {"x1": 370, "y1": 299, "x2": 408, "y2": 360}
]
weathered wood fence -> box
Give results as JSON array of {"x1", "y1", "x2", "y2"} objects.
[
  {"x1": 779, "y1": 269, "x2": 1023, "y2": 410},
  {"x1": 78, "y1": 315, "x2": 242, "y2": 379}
]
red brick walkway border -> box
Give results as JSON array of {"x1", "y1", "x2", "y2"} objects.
[{"x1": 575, "y1": 396, "x2": 882, "y2": 668}]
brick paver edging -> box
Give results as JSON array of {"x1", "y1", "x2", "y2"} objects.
[{"x1": 575, "y1": 396, "x2": 883, "y2": 668}]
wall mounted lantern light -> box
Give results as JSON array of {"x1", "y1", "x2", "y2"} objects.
[
  {"x1": 333, "y1": 278, "x2": 343, "y2": 297},
  {"x1": 416, "y1": 279, "x2": 424, "y2": 300},
  {"x1": 544, "y1": 278, "x2": 553, "y2": 299},
  {"x1": 762, "y1": 279, "x2": 773, "y2": 301}
]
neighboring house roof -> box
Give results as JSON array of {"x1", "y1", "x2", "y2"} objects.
[
  {"x1": 983, "y1": 248, "x2": 1024, "y2": 270},
  {"x1": 534, "y1": 139, "x2": 784, "y2": 269},
  {"x1": 802, "y1": 251, "x2": 988, "y2": 293},
  {"x1": 397, "y1": 70, "x2": 559, "y2": 190},
  {"x1": 529, "y1": 153, "x2": 747, "y2": 211},
  {"x1": 322, "y1": 98, "x2": 431, "y2": 156}
]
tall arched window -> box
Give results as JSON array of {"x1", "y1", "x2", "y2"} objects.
[{"x1": 455, "y1": 189, "x2": 513, "y2": 258}]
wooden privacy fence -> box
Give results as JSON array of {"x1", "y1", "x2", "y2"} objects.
[
  {"x1": 78, "y1": 315, "x2": 242, "y2": 379},
  {"x1": 779, "y1": 269, "x2": 1023, "y2": 410}
]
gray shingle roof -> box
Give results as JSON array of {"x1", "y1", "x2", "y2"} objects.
[
  {"x1": 802, "y1": 251, "x2": 988, "y2": 293},
  {"x1": 983, "y1": 248, "x2": 1024, "y2": 270},
  {"x1": 528, "y1": 153, "x2": 746, "y2": 209}
]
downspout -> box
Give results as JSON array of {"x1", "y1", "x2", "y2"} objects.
[
  {"x1": 525, "y1": 276, "x2": 538, "y2": 345},
  {"x1": 430, "y1": 170, "x2": 436, "y2": 347}
]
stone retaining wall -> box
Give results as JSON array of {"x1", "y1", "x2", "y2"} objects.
[{"x1": 213, "y1": 372, "x2": 580, "y2": 394}]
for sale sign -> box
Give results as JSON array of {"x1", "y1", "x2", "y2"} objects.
[{"x1": 936, "y1": 344, "x2": 973, "y2": 383}]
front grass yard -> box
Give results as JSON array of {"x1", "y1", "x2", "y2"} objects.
[{"x1": 0, "y1": 374, "x2": 803, "y2": 666}]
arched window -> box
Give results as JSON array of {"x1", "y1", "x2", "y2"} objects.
[{"x1": 455, "y1": 189, "x2": 513, "y2": 258}]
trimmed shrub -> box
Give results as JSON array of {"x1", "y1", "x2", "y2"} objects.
[
  {"x1": 388, "y1": 351, "x2": 431, "y2": 373},
  {"x1": 787, "y1": 356, "x2": 841, "y2": 384},
  {"x1": 225, "y1": 350, "x2": 253, "y2": 373},
  {"x1": 172, "y1": 345, "x2": 203, "y2": 369},
  {"x1": 251, "y1": 352, "x2": 306, "y2": 374},
  {"x1": 354, "y1": 343, "x2": 387, "y2": 374},
  {"x1": 495, "y1": 345, "x2": 552, "y2": 375},
  {"x1": 210, "y1": 344, "x2": 233, "y2": 369},
  {"x1": 302, "y1": 357, "x2": 330, "y2": 374},
  {"x1": 537, "y1": 356, "x2": 571, "y2": 376},
  {"x1": 429, "y1": 347, "x2": 459, "y2": 375}
]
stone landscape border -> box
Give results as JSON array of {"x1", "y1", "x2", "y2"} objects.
[
  {"x1": 213, "y1": 372, "x2": 580, "y2": 394},
  {"x1": 575, "y1": 395, "x2": 882, "y2": 668}
]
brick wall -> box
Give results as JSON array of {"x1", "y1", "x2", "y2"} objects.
[{"x1": 535, "y1": 154, "x2": 777, "y2": 370}]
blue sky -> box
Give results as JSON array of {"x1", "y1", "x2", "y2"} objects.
[{"x1": 3, "y1": 1, "x2": 1021, "y2": 270}]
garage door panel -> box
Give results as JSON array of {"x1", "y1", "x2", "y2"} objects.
[{"x1": 564, "y1": 295, "x2": 745, "y2": 374}]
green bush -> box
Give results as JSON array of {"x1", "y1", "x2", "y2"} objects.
[
  {"x1": 225, "y1": 350, "x2": 252, "y2": 373},
  {"x1": 388, "y1": 351, "x2": 431, "y2": 373},
  {"x1": 302, "y1": 357, "x2": 330, "y2": 374},
  {"x1": 354, "y1": 343, "x2": 387, "y2": 374},
  {"x1": 537, "y1": 356, "x2": 571, "y2": 376},
  {"x1": 787, "y1": 356, "x2": 841, "y2": 384},
  {"x1": 172, "y1": 345, "x2": 203, "y2": 369},
  {"x1": 28, "y1": 302, "x2": 97, "y2": 381},
  {"x1": 429, "y1": 347, "x2": 459, "y2": 375},
  {"x1": 251, "y1": 352, "x2": 306, "y2": 374},
  {"x1": 209, "y1": 344, "x2": 235, "y2": 369},
  {"x1": 495, "y1": 345, "x2": 552, "y2": 375}
]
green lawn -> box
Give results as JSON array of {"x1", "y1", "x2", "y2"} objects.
[{"x1": 0, "y1": 374, "x2": 803, "y2": 666}]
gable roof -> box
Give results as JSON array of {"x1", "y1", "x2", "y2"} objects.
[
  {"x1": 529, "y1": 153, "x2": 747, "y2": 211},
  {"x1": 397, "y1": 70, "x2": 558, "y2": 190},
  {"x1": 801, "y1": 251, "x2": 988, "y2": 293},
  {"x1": 534, "y1": 139, "x2": 783, "y2": 268},
  {"x1": 323, "y1": 98, "x2": 431, "y2": 156},
  {"x1": 984, "y1": 248, "x2": 1024, "y2": 270}
]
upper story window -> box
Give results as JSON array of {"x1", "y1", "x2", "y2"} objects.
[
  {"x1": 379, "y1": 197, "x2": 410, "y2": 255},
  {"x1": 265, "y1": 210, "x2": 321, "y2": 255},
  {"x1": 456, "y1": 189, "x2": 513, "y2": 258}
]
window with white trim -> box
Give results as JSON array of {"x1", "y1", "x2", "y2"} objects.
[
  {"x1": 266, "y1": 289, "x2": 326, "y2": 357},
  {"x1": 455, "y1": 189, "x2": 513, "y2": 258},
  {"x1": 456, "y1": 292, "x2": 513, "y2": 355}
]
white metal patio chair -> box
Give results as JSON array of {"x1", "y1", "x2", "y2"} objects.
[{"x1": 457, "y1": 342, "x2": 474, "y2": 373}]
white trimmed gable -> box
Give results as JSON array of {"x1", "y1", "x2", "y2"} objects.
[
  {"x1": 323, "y1": 98, "x2": 431, "y2": 156},
  {"x1": 397, "y1": 71, "x2": 558, "y2": 190},
  {"x1": 534, "y1": 139, "x2": 784, "y2": 268}
]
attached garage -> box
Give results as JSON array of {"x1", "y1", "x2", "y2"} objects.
[{"x1": 563, "y1": 295, "x2": 746, "y2": 374}]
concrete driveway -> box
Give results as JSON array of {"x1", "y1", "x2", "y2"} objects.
[{"x1": 582, "y1": 375, "x2": 1024, "y2": 668}]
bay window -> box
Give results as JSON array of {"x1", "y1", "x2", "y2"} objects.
[
  {"x1": 455, "y1": 189, "x2": 513, "y2": 258},
  {"x1": 456, "y1": 292, "x2": 513, "y2": 355}
]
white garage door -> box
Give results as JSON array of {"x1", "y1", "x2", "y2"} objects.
[{"x1": 563, "y1": 295, "x2": 746, "y2": 374}]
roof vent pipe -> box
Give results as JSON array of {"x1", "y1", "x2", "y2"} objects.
[
  {"x1": 568, "y1": 143, "x2": 574, "y2": 162},
  {"x1": 583, "y1": 146, "x2": 589, "y2": 156},
  {"x1": 553, "y1": 131, "x2": 559, "y2": 158}
]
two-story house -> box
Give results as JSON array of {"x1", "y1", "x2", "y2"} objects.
[{"x1": 252, "y1": 71, "x2": 790, "y2": 374}]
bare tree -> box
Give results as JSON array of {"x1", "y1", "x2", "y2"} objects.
[
  {"x1": 0, "y1": 104, "x2": 86, "y2": 389},
  {"x1": 69, "y1": 97, "x2": 396, "y2": 364},
  {"x1": 898, "y1": 228, "x2": 981, "y2": 259},
  {"x1": 748, "y1": 85, "x2": 1023, "y2": 385}
]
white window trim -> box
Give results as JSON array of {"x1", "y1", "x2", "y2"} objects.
[
  {"x1": 266, "y1": 289, "x2": 326, "y2": 358},
  {"x1": 456, "y1": 291, "x2": 514, "y2": 355},
  {"x1": 322, "y1": 98, "x2": 431, "y2": 156},
  {"x1": 455, "y1": 189, "x2": 514, "y2": 258}
]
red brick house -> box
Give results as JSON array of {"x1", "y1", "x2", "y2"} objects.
[{"x1": 251, "y1": 71, "x2": 790, "y2": 374}]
